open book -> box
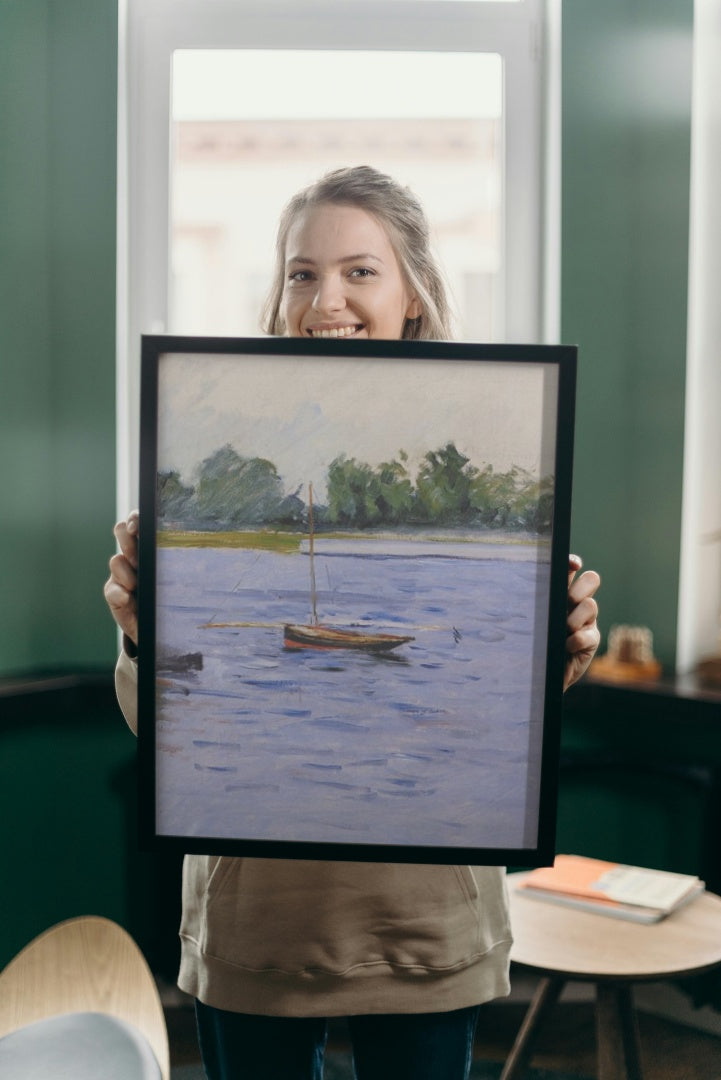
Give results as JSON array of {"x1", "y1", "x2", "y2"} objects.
[{"x1": 517, "y1": 854, "x2": 705, "y2": 923}]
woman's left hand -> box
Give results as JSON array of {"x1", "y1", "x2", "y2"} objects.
[{"x1": 564, "y1": 554, "x2": 601, "y2": 691}]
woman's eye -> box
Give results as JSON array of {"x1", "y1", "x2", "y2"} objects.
[
  {"x1": 288, "y1": 270, "x2": 313, "y2": 284},
  {"x1": 349, "y1": 267, "x2": 375, "y2": 279}
]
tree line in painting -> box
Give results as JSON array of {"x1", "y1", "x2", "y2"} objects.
[{"x1": 158, "y1": 442, "x2": 554, "y2": 534}]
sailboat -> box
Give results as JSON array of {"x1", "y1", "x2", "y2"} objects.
[{"x1": 283, "y1": 484, "x2": 415, "y2": 653}]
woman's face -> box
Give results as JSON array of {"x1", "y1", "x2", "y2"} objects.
[{"x1": 280, "y1": 203, "x2": 421, "y2": 340}]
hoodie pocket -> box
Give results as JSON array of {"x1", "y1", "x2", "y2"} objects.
[
  {"x1": 454, "y1": 864, "x2": 480, "y2": 906},
  {"x1": 182, "y1": 856, "x2": 508, "y2": 976}
]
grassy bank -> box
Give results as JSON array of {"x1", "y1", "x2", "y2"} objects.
[
  {"x1": 156, "y1": 528, "x2": 548, "y2": 552},
  {"x1": 157, "y1": 530, "x2": 302, "y2": 553}
]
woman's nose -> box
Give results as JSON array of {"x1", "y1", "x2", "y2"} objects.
[{"x1": 312, "y1": 274, "x2": 345, "y2": 314}]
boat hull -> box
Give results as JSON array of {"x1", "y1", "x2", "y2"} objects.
[{"x1": 283, "y1": 623, "x2": 414, "y2": 652}]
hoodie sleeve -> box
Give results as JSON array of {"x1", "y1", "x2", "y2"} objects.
[{"x1": 115, "y1": 644, "x2": 139, "y2": 736}]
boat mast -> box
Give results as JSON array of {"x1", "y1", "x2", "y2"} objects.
[{"x1": 308, "y1": 483, "x2": 318, "y2": 625}]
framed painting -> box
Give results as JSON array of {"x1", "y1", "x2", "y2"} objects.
[{"x1": 137, "y1": 335, "x2": 576, "y2": 865}]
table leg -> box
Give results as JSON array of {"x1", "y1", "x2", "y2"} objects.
[
  {"x1": 596, "y1": 982, "x2": 643, "y2": 1080},
  {"x1": 499, "y1": 976, "x2": 565, "y2": 1080}
]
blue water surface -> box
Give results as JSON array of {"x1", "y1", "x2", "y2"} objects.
[{"x1": 153, "y1": 538, "x2": 550, "y2": 852}]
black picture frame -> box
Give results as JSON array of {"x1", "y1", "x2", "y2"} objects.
[{"x1": 138, "y1": 335, "x2": 576, "y2": 865}]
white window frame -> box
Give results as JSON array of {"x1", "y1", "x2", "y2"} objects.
[
  {"x1": 117, "y1": 0, "x2": 558, "y2": 512},
  {"x1": 676, "y1": 0, "x2": 721, "y2": 674}
]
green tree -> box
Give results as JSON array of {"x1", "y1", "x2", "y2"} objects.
[
  {"x1": 469, "y1": 466, "x2": 553, "y2": 532},
  {"x1": 157, "y1": 469, "x2": 194, "y2": 522},
  {"x1": 375, "y1": 451, "x2": 415, "y2": 524},
  {"x1": 415, "y1": 443, "x2": 478, "y2": 524},
  {"x1": 469, "y1": 465, "x2": 521, "y2": 528},
  {"x1": 194, "y1": 444, "x2": 285, "y2": 526},
  {"x1": 326, "y1": 455, "x2": 383, "y2": 528},
  {"x1": 512, "y1": 472, "x2": 554, "y2": 533}
]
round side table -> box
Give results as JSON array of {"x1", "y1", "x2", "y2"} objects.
[{"x1": 502, "y1": 872, "x2": 721, "y2": 1080}]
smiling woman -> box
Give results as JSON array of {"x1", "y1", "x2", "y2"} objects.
[
  {"x1": 282, "y1": 205, "x2": 420, "y2": 340},
  {"x1": 263, "y1": 166, "x2": 451, "y2": 342}
]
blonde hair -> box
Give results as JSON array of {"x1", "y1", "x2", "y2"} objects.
[{"x1": 262, "y1": 165, "x2": 454, "y2": 341}]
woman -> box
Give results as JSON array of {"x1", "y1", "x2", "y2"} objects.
[{"x1": 106, "y1": 166, "x2": 601, "y2": 1080}]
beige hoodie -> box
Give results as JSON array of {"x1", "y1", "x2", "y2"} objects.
[{"x1": 116, "y1": 650, "x2": 512, "y2": 1016}]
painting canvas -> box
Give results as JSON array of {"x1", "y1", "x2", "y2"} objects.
[{"x1": 138, "y1": 336, "x2": 576, "y2": 864}]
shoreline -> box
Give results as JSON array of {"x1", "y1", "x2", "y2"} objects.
[{"x1": 157, "y1": 527, "x2": 550, "y2": 559}]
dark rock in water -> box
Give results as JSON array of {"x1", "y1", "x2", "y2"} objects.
[{"x1": 156, "y1": 651, "x2": 203, "y2": 673}]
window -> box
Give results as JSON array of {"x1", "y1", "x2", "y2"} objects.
[
  {"x1": 118, "y1": 0, "x2": 556, "y2": 509},
  {"x1": 170, "y1": 49, "x2": 503, "y2": 340}
]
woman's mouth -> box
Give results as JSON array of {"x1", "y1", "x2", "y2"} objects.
[{"x1": 307, "y1": 324, "x2": 364, "y2": 339}]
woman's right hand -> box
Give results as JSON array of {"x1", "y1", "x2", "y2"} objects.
[{"x1": 104, "y1": 510, "x2": 139, "y2": 646}]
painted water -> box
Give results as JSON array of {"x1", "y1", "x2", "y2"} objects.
[{"x1": 153, "y1": 536, "x2": 550, "y2": 853}]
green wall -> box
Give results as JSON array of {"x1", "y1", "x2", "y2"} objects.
[
  {"x1": 0, "y1": 0, "x2": 138, "y2": 970},
  {"x1": 562, "y1": 0, "x2": 693, "y2": 669},
  {"x1": 0, "y1": 0, "x2": 118, "y2": 676},
  {"x1": 0, "y1": 682, "x2": 183, "y2": 974},
  {"x1": 0, "y1": 1, "x2": 694, "y2": 676}
]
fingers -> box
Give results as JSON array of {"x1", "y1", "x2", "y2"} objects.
[
  {"x1": 565, "y1": 622, "x2": 601, "y2": 658},
  {"x1": 568, "y1": 567, "x2": 601, "y2": 610},
  {"x1": 567, "y1": 563, "x2": 601, "y2": 642},
  {"x1": 103, "y1": 575, "x2": 138, "y2": 644},
  {"x1": 113, "y1": 510, "x2": 139, "y2": 568},
  {"x1": 567, "y1": 553, "x2": 583, "y2": 588},
  {"x1": 563, "y1": 616, "x2": 601, "y2": 690},
  {"x1": 105, "y1": 511, "x2": 140, "y2": 645},
  {"x1": 566, "y1": 590, "x2": 599, "y2": 637},
  {"x1": 108, "y1": 549, "x2": 137, "y2": 590},
  {"x1": 564, "y1": 558, "x2": 601, "y2": 690}
]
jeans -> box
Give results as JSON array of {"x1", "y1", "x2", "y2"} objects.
[{"x1": 195, "y1": 1000, "x2": 481, "y2": 1080}]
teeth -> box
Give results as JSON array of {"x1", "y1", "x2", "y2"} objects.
[{"x1": 311, "y1": 326, "x2": 359, "y2": 338}]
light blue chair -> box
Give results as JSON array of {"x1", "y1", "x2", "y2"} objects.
[{"x1": 0, "y1": 916, "x2": 169, "y2": 1079}]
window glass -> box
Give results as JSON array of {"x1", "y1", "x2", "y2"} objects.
[{"x1": 170, "y1": 50, "x2": 503, "y2": 341}]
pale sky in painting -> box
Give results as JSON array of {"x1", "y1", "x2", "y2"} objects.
[{"x1": 156, "y1": 351, "x2": 558, "y2": 502}]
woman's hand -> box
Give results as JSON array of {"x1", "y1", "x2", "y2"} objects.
[
  {"x1": 564, "y1": 554, "x2": 601, "y2": 691},
  {"x1": 103, "y1": 510, "x2": 139, "y2": 647}
]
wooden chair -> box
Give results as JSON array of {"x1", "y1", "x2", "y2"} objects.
[{"x1": 0, "y1": 915, "x2": 169, "y2": 1079}]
